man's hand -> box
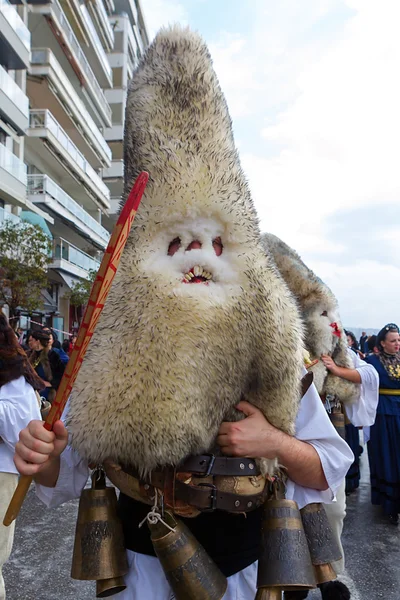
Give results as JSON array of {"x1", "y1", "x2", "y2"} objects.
[
  {"x1": 217, "y1": 401, "x2": 286, "y2": 459},
  {"x1": 14, "y1": 420, "x2": 68, "y2": 478},
  {"x1": 321, "y1": 354, "x2": 340, "y2": 375},
  {"x1": 217, "y1": 401, "x2": 328, "y2": 490}
]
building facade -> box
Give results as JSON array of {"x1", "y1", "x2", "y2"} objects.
[{"x1": 0, "y1": 0, "x2": 148, "y2": 339}]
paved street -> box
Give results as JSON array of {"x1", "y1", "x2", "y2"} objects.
[{"x1": 4, "y1": 450, "x2": 400, "y2": 600}]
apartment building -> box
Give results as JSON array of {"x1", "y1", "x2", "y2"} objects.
[{"x1": 0, "y1": 0, "x2": 149, "y2": 338}]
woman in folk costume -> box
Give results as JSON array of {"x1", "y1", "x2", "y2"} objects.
[
  {"x1": 14, "y1": 27, "x2": 352, "y2": 600},
  {"x1": 0, "y1": 313, "x2": 42, "y2": 599},
  {"x1": 262, "y1": 234, "x2": 378, "y2": 600},
  {"x1": 364, "y1": 323, "x2": 400, "y2": 524}
]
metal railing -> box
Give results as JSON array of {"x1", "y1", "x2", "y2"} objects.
[
  {"x1": 0, "y1": 143, "x2": 27, "y2": 185},
  {"x1": 31, "y1": 49, "x2": 111, "y2": 162},
  {"x1": 29, "y1": 110, "x2": 110, "y2": 201},
  {"x1": 93, "y1": 0, "x2": 114, "y2": 47},
  {"x1": 50, "y1": 0, "x2": 111, "y2": 123},
  {"x1": 79, "y1": 3, "x2": 112, "y2": 81},
  {"x1": 53, "y1": 237, "x2": 101, "y2": 272},
  {"x1": 28, "y1": 174, "x2": 110, "y2": 244},
  {"x1": 0, "y1": 206, "x2": 21, "y2": 226},
  {"x1": 0, "y1": 0, "x2": 30, "y2": 50},
  {"x1": 0, "y1": 64, "x2": 29, "y2": 115}
]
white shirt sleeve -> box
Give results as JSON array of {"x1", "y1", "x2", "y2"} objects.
[
  {"x1": 285, "y1": 376, "x2": 354, "y2": 509},
  {"x1": 35, "y1": 444, "x2": 90, "y2": 508},
  {"x1": 0, "y1": 377, "x2": 42, "y2": 474},
  {"x1": 344, "y1": 349, "x2": 379, "y2": 427}
]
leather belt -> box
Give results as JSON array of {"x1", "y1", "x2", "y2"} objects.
[
  {"x1": 174, "y1": 479, "x2": 267, "y2": 512},
  {"x1": 143, "y1": 469, "x2": 268, "y2": 513},
  {"x1": 179, "y1": 455, "x2": 259, "y2": 477}
]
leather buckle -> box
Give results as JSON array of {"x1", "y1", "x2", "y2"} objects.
[
  {"x1": 197, "y1": 483, "x2": 217, "y2": 511},
  {"x1": 196, "y1": 453, "x2": 216, "y2": 477}
]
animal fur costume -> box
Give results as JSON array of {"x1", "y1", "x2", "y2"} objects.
[
  {"x1": 261, "y1": 233, "x2": 358, "y2": 405},
  {"x1": 67, "y1": 26, "x2": 305, "y2": 477}
]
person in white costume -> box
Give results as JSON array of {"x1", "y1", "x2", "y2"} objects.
[
  {"x1": 0, "y1": 313, "x2": 42, "y2": 600},
  {"x1": 14, "y1": 374, "x2": 353, "y2": 600},
  {"x1": 321, "y1": 349, "x2": 379, "y2": 574}
]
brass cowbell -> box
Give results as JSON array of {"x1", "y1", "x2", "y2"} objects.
[
  {"x1": 149, "y1": 509, "x2": 227, "y2": 600},
  {"x1": 256, "y1": 498, "x2": 316, "y2": 598},
  {"x1": 300, "y1": 503, "x2": 342, "y2": 584},
  {"x1": 71, "y1": 468, "x2": 129, "y2": 598}
]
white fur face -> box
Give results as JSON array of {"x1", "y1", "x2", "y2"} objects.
[
  {"x1": 309, "y1": 303, "x2": 342, "y2": 356},
  {"x1": 141, "y1": 217, "x2": 247, "y2": 304}
]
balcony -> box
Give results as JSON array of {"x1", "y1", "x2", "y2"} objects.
[
  {"x1": 29, "y1": 49, "x2": 111, "y2": 168},
  {"x1": 28, "y1": 174, "x2": 110, "y2": 249},
  {"x1": 0, "y1": 0, "x2": 30, "y2": 69},
  {"x1": 103, "y1": 159, "x2": 123, "y2": 197},
  {"x1": 29, "y1": 0, "x2": 112, "y2": 126},
  {"x1": 0, "y1": 143, "x2": 27, "y2": 205},
  {"x1": 26, "y1": 109, "x2": 110, "y2": 211},
  {"x1": 0, "y1": 65, "x2": 29, "y2": 134},
  {"x1": 0, "y1": 205, "x2": 21, "y2": 226},
  {"x1": 79, "y1": 3, "x2": 112, "y2": 87},
  {"x1": 113, "y1": 0, "x2": 137, "y2": 25},
  {"x1": 85, "y1": 0, "x2": 114, "y2": 53},
  {"x1": 51, "y1": 236, "x2": 101, "y2": 279}
]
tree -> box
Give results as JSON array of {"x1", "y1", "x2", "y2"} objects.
[
  {"x1": 66, "y1": 268, "x2": 97, "y2": 325},
  {"x1": 0, "y1": 220, "x2": 53, "y2": 323}
]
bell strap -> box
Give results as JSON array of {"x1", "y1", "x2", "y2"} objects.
[
  {"x1": 173, "y1": 478, "x2": 267, "y2": 513},
  {"x1": 144, "y1": 470, "x2": 267, "y2": 513},
  {"x1": 179, "y1": 455, "x2": 259, "y2": 477}
]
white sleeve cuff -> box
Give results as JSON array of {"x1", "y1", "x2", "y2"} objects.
[{"x1": 35, "y1": 446, "x2": 89, "y2": 508}]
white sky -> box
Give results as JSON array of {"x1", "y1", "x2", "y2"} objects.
[{"x1": 141, "y1": 0, "x2": 400, "y2": 329}]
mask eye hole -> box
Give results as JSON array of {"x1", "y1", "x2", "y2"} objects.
[
  {"x1": 168, "y1": 237, "x2": 181, "y2": 256},
  {"x1": 321, "y1": 311, "x2": 328, "y2": 317},
  {"x1": 213, "y1": 237, "x2": 223, "y2": 256}
]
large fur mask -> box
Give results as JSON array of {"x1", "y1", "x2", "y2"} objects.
[
  {"x1": 261, "y1": 233, "x2": 359, "y2": 404},
  {"x1": 67, "y1": 27, "x2": 305, "y2": 476}
]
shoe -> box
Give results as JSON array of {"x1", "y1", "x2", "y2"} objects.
[
  {"x1": 388, "y1": 513, "x2": 399, "y2": 525},
  {"x1": 319, "y1": 580, "x2": 351, "y2": 599}
]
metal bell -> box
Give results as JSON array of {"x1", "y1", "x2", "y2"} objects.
[
  {"x1": 300, "y1": 503, "x2": 342, "y2": 584},
  {"x1": 329, "y1": 406, "x2": 345, "y2": 440},
  {"x1": 96, "y1": 576, "x2": 127, "y2": 598},
  {"x1": 255, "y1": 588, "x2": 282, "y2": 599},
  {"x1": 257, "y1": 499, "x2": 316, "y2": 593},
  {"x1": 149, "y1": 510, "x2": 227, "y2": 600},
  {"x1": 71, "y1": 469, "x2": 128, "y2": 597}
]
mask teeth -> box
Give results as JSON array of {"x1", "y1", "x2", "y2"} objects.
[{"x1": 183, "y1": 265, "x2": 213, "y2": 281}]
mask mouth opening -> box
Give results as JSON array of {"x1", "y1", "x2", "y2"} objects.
[{"x1": 183, "y1": 265, "x2": 213, "y2": 284}]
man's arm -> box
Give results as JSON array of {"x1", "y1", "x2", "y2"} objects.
[{"x1": 217, "y1": 401, "x2": 328, "y2": 490}]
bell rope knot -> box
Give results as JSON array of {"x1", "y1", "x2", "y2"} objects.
[{"x1": 139, "y1": 488, "x2": 176, "y2": 533}]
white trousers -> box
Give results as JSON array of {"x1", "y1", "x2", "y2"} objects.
[
  {"x1": 323, "y1": 479, "x2": 346, "y2": 574},
  {"x1": 118, "y1": 551, "x2": 258, "y2": 600},
  {"x1": 0, "y1": 472, "x2": 18, "y2": 600}
]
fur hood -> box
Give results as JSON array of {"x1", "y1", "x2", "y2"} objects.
[
  {"x1": 261, "y1": 233, "x2": 359, "y2": 404},
  {"x1": 67, "y1": 27, "x2": 304, "y2": 475}
]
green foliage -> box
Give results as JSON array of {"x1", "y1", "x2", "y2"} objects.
[
  {"x1": 0, "y1": 220, "x2": 53, "y2": 319},
  {"x1": 67, "y1": 269, "x2": 97, "y2": 308}
]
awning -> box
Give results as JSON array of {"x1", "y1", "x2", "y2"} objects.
[{"x1": 20, "y1": 210, "x2": 53, "y2": 238}]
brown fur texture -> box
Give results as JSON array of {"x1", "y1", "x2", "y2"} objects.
[
  {"x1": 67, "y1": 26, "x2": 304, "y2": 475},
  {"x1": 261, "y1": 233, "x2": 359, "y2": 404}
]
